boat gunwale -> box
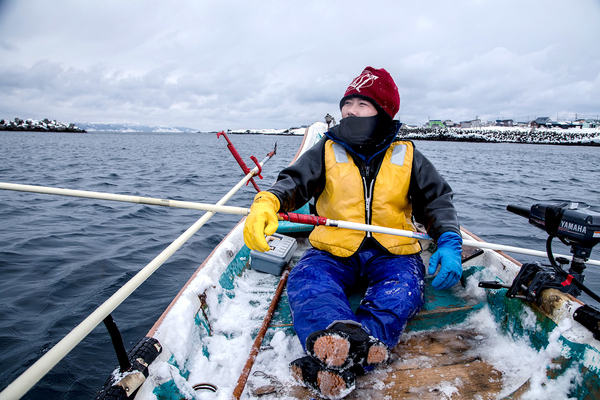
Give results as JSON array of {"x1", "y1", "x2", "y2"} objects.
[{"x1": 147, "y1": 218, "x2": 247, "y2": 337}]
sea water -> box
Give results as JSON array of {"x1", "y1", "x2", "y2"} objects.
[{"x1": 0, "y1": 131, "x2": 599, "y2": 398}]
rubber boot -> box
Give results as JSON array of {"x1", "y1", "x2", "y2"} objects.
[
  {"x1": 306, "y1": 322, "x2": 389, "y2": 370},
  {"x1": 290, "y1": 355, "x2": 356, "y2": 399}
]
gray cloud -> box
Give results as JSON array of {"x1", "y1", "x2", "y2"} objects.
[{"x1": 1, "y1": 0, "x2": 599, "y2": 130}]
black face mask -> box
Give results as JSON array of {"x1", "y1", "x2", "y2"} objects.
[
  {"x1": 337, "y1": 115, "x2": 380, "y2": 147},
  {"x1": 336, "y1": 115, "x2": 396, "y2": 158}
]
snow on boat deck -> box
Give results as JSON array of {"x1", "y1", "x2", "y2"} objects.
[{"x1": 134, "y1": 223, "x2": 592, "y2": 399}]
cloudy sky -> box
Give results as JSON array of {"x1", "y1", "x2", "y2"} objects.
[{"x1": 1, "y1": 0, "x2": 599, "y2": 130}]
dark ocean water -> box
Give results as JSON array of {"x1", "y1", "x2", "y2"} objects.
[{"x1": 1, "y1": 131, "x2": 599, "y2": 399}]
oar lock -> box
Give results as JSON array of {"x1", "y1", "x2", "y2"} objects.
[{"x1": 95, "y1": 337, "x2": 162, "y2": 399}]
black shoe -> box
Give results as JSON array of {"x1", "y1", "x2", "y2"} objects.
[
  {"x1": 306, "y1": 322, "x2": 389, "y2": 370},
  {"x1": 290, "y1": 355, "x2": 356, "y2": 399}
]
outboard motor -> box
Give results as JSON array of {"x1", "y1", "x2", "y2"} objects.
[
  {"x1": 479, "y1": 202, "x2": 600, "y2": 339},
  {"x1": 506, "y1": 202, "x2": 600, "y2": 296}
]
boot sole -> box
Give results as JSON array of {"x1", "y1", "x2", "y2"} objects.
[
  {"x1": 311, "y1": 331, "x2": 389, "y2": 369},
  {"x1": 367, "y1": 342, "x2": 389, "y2": 365},
  {"x1": 317, "y1": 370, "x2": 352, "y2": 399},
  {"x1": 290, "y1": 363, "x2": 354, "y2": 399},
  {"x1": 312, "y1": 333, "x2": 350, "y2": 368}
]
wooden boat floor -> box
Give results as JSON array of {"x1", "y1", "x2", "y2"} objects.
[{"x1": 255, "y1": 328, "x2": 503, "y2": 399}]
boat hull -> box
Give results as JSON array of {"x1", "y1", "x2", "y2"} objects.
[{"x1": 100, "y1": 122, "x2": 600, "y2": 399}]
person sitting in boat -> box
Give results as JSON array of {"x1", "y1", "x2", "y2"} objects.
[{"x1": 243, "y1": 66, "x2": 463, "y2": 399}]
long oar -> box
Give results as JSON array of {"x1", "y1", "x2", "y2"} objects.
[
  {"x1": 0, "y1": 181, "x2": 255, "y2": 212},
  {"x1": 0, "y1": 154, "x2": 275, "y2": 400},
  {"x1": 231, "y1": 268, "x2": 290, "y2": 400},
  {"x1": 1, "y1": 182, "x2": 599, "y2": 267},
  {"x1": 276, "y1": 213, "x2": 600, "y2": 267}
]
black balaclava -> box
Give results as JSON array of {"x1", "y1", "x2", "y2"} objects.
[{"x1": 332, "y1": 110, "x2": 397, "y2": 161}]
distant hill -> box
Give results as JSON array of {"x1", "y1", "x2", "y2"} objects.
[
  {"x1": 77, "y1": 122, "x2": 311, "y2": 135},
  {"x1": 77, "y1": 122, "x2": 199, "y2": 133},
  {"x1": 227, "y1": 127, "x2": 307, "y2": 135}
]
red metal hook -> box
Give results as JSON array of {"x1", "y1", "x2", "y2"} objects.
[
  {"x1": 250, "y1": 156, "x2": 262, "y2": 179},
  {"x1": 217, "y1": 131, "x2": 261, "y2": 192}
]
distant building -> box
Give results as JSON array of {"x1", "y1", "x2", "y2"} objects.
[
  {"x1": 582, "y1": 119, "x2": 600, "y2": 128},
  {"x1": 530, "y1": 117, "x2": 584, "y2": 129},
  {"x1": 427, "y1": 120, "x2": 445, "y2": 128},
  {"x1": 426, "y1": 119, "x2": 457, "y2": 128},
  {"x1": 460, "y1": 118, "x2": 482, "y2": 128},
  {"x1": 443, "y1": 119, "x2": 457, "y2": 127},
  {"x1": 554, "y1": 121, "x2": 576, "y2": 129},
  {"x1": 495, "y1": 119, "x2": 514, "y2": 127},
  {"x1": 530, "y1": 117, "x2": 552, "y2": 128}
]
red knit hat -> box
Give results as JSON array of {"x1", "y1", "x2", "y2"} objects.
[{"x1": 340, "y1": 67, "x2": 400, "y2": 119}]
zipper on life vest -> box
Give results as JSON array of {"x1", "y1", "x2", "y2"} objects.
[
  {"x1": 363, "y1": 166, "x2": 375, "y2": 238},
  {"x1": 363, "y1": 177, "x2": 371, "y2": 237},
  {"x1": 358, "y1": 152, "x2": 386, "y2": 240},
  {"x1": 357, "y1": 158, "x2": 378, "y2": 239}
]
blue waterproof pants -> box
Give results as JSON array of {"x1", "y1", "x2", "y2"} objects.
[{"x1": 287, "y1": 247, "x2": 425, "y2": 350}]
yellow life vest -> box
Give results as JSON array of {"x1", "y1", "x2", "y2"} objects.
[{"x1": 309, "y1": 140, "x2": 421, "y2": 257}]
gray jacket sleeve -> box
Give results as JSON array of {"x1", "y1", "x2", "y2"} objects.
[
  {"x1": 266, "y1": 138, "x2": 326, "y2": 212},
  {"x1": 409, "y1": 148, "x2": 461, "y2": 241}
]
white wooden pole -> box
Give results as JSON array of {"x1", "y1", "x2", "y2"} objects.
[
  {"x1": 1, "y1": 181, "x2": 599, "y2": 266},
  {"x1": 0, "y1": 158, "x2": 269, "y2": 400},
  {"x1": 0, "y1": 182, "x2": 250, "y2": 215},
  {"x1": 329, "y1": 219, "x2": 600, "y2": 266}
]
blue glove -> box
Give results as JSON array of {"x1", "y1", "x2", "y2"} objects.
[{"x1": 428, "y1": 231, "x2": 463, "y2": 290}]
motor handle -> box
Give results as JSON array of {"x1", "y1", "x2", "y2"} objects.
[
  {"x1": 478, "y1": 281, "x2": 511, "y2": 290},
  {"x1": 507, "y1": 204, "x2": 530, "y2": 218}
]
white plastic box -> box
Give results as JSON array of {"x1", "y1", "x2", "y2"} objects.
[{"x1": 250, "y1": 233, "x2": 298, "y2": 275}]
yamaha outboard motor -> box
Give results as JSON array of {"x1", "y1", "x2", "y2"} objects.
[
  {"x1": 506, "y1": 202, "x2": 600, "y2": 296},
  {"x1": 479, "y1": 202, "x2": 600, "y2": 339}
]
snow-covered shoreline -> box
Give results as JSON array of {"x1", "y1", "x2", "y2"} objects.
[
  {"x1": 4, "y1": 119, "x2": 600, "y2": 146},
  {"x1": 230, "y1": 125, "x2": 600, "y2": 146},
  {"x1": 0, "y1": 118, "x2": 86, "y2": 133},
  {"x1": 398, "y1": 126, "x2": 600, "y2": 146},
  {"x1": 225, "y1": 127, "x2": 307, "y2": 136}
]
